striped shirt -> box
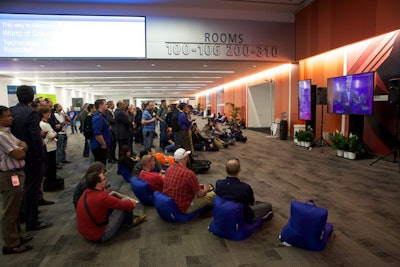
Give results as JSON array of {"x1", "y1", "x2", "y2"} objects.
[{"x1": 0, "y1": 126, "x2": 25, "y2": 171}]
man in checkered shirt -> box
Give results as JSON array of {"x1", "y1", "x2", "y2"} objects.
[{"x1": 163, "y1": 148, "x2": 215, "y2": 214}]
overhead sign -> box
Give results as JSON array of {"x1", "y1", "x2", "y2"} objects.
[{"x1": 147, "y1": 17, "x2": 294, "y2": 61}]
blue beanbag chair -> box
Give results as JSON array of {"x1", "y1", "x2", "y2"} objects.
[
  {"x1": 153, "y1": 191, "x2": 207, "y2": 222},
  {"x1": 280, "y1": 200, "x2": 333, "y2": 251},
  {"x1": 130, "y1": 177, "x2": 154, "y2": 206},
  {"x1": 208, "y1": 196, "x2": 262, "y2": 240},
  {"x1": 118, "y1": 164, "x2": 132, "y2": 183}
]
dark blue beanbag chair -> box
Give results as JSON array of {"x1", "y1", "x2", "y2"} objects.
[
  {"x1": 118, "y1": 164, "x2": 132, "y2": 183},
  {"x1": 280, "y1": 200, "x2": 333, "y2": 251},
  {"x1": 130, "y1": 177, "x2": 154, "y2": 206},
  {"x1": 153, "y1": 191, "x2": 207, "y2": 222},
  {"x1": 208, "y1": 196, "x2": 262, "y2": 240}
]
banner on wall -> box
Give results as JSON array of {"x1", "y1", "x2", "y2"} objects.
[
  {"x1": 36, "y1": 94, "x2": 57, "y2": 105},
  {"x1": 7, "y1": 85, "x2": 36, "y2": 107}
]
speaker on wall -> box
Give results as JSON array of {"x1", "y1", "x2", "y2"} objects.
[{"x1": 316, "y1": 87, "x2": 327, "y2": 105}]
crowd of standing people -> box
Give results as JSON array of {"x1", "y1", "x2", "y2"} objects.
[{"x1": 1, "y1": 87, "x2": 260, "y2": 253}]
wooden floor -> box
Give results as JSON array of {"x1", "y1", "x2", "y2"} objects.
[{"x1": 1, "y1": 117, "x2": 400, "y2": 267}]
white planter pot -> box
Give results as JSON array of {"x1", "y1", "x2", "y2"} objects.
[
  {"x1": 348, "y1": 152, "x2": 356, "y2": 160},
  {"x1": 300, "y1": 141, "x2": 305, "y2": 147},
  {"x1": 304, "y1": 142, "x2": 311, "y2": 148},
  {"x1": 294, "y1": 138, "x2": 298, "y2": 144},
  {"x1": 343, "y1": 151, "x2": 349, "y2": 159},
  {"x1": 336, "y1": 149, "x2": 344, "y2": 157}
]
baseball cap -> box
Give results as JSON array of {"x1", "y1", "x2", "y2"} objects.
[{"x1": 174, "y1": 148, "x2": 191, "y2": 160}]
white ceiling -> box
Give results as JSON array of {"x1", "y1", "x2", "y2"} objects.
[{"x1": 0, "y1": 0, "x2": 313, "y2": 99}]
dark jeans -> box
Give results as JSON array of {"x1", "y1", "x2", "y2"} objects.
[
  {"x1": 44, "y1": 150, "x2": 57, "y2": 187},
  {"x1": 83, "y1": 139, "x2": 89, "y2": 157},
  {"x1": 117, "y1": 139, "x2": 129, "y2": 158},
  {"x1": 23, "y1": 155, "x2": 42, "y2": 229},
  {"x1": 92, "y1": 147, "x2": 108, "y2": 165},
  {"x1": 108, "y1": 131, "x2": 117, "y2": 160},
  {"x1": 159, "y1": 121, "x2": 167, "y2": 146}
]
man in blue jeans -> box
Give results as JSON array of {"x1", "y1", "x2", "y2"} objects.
[
  {"x1": 76, "y1": 171, "x2": 146, "y2": 242},
  {"x1": 215, "y1": 158, "x2": 273, "y2": 224},
  {"x1": 141, "y1": 101, "x2": 157, "y2": 151}
]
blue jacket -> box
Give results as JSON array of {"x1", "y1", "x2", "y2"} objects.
[{"x1": 178, "y1": 112, "x2": 191, "y2": 130}]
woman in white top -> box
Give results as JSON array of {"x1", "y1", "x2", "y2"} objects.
[{"x1": 38, "y1": 106, "x2": 63, "y2": 192}]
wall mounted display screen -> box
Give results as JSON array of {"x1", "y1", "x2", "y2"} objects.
[
  {"x1": 298, "y1": 79, "x2": 312, "y2": 120},
  {"x1": 327, "y1": 72, "x2": 374, "y2": 115},
  {"x1": 0, "y1": 13, "x2": 146, "y2": 58}
]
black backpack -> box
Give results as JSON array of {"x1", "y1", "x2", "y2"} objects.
[
  {"x1": 171, "y1": 109, "x2": 180, "y2": 132},
  {"x1": 83, "y1": 114, "x2": 94, "y2": 139}
]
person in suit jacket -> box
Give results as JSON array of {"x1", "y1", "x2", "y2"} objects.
[
  {"x1": 114, "y1": 101, "x2": 133, "y2": 157},
  {"x1": 104, "y1": 101, "x2": 117, "y2": 163},
  {"x1": 10, "y1": 85, "x2": 53, "y2": 231},
  {"x1": 340, "y1": 77, "x2": 360, "y2": 114}
]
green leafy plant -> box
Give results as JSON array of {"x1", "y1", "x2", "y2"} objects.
[
  {"x1": 348, "y1": 133, "x2": 365, "y2": 154},
  {"x1": 330, "y1": 131, "x2": 346, "y2": 150},
  {"x1": 296, "y1": 129, "x2": 306, "y2": 142},
  {"x1": 304, "y1": 125, "x2": 315, "y2": 143},
  {"x1": 197, "y1": 102, "x2": 202, "y2": 112},
  {"x1": 225, "y1": 102, "x2": 241, "y2": 121}
]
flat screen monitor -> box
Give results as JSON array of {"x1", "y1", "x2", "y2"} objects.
[
  {"x1": 327, "y1": 72, "x2": 374, "y2": 115},
  {"x1": 0, "y1": 13, "x2": 146, "y2": 58},
  {"x1": 298, "y1": 79, "x2": 312, "y2": 120}
]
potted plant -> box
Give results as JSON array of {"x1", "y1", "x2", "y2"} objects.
[
  {"x1": 303, "y1": 126, "x2": 314, "y2": 147},
  {"x1": 296, "y1": 129, "x2": 306, "y2": 146},
  {"x1": 330, "y1": 131, "x2": 346, "y2": 156},
  {"x1": 225, "y1": 102, "x2": 241, "y2": 123},
  {"x1": 347, "y1": 133, "x2": 365, "y2": 159}
]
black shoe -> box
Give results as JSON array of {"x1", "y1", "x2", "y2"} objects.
[
  {"x1": 38, "y1": 199, "x2": 55, "y2": 205},
  {"x1": 43, "y1": 184, "x2": 63, "y2": 192},
  {"x1": 20, "y1": 235, "x2": 33, "y2": 244},
  {"x1": 26, "y1": 221, "x2": 53, "y2": 231},
  {"x1": 56, "y1": 164, "x2": 63, "y2": 169},
  {"x1": 61, "y1": 160, "x2": 71, "y2": 163},
  {"x1": 3, "y1": 245, "x2": 33, "y2": 255}
]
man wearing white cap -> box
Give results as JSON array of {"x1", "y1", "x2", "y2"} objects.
[{"x1": 163, "y1": 148, "x2": 215, "y2": 214}]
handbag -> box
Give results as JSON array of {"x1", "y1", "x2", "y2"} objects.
[
  {"x1": 280, "y1": 199, "x2": 333, "y2": 251},
  {"x1": 187, "y1": 154, "x2": 211, "y2": 174}
]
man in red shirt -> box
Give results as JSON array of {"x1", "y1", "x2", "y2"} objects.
[
  {"x1": 76, "y1": 171, "x2": 146, "y2": 242},
  {"x1": 138, "y1": 155, "x2": 164, "y2": 192},
  {"x1": 163, "y1": 148, "x2": 215, "y2": 214}
]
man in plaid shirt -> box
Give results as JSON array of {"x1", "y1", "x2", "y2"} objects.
[{"x1": 163, "y1": 148, "x2": 215, "y2": 214}]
